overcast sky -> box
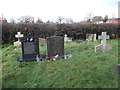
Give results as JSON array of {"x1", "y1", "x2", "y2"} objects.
[{"x1": 0, "y1": 0, "x2": 119, "y2": 22}]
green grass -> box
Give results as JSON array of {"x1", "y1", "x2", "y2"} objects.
[{"x1": 2, "y1": 40, "x2": 118, "y2": 88}]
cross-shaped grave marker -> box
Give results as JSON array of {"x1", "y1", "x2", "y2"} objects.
[
  {"x1": 15, "y1": 32, "x2": 24, "y2": 41},
  {"x1": 64, "y1": 34, "x2": 72, "y2": 42},
  {"x1": 98, "y1": 32, "x2": 109, "y2": 50},
  {"x1": 14, "y1": 32, "x2": 24, "y2": 46},
  {"x1": 95, "y1": 32, "x2": 111, "y2": 52}
]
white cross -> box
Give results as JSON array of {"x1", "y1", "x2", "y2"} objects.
[
  {"x1": 98, "y1": 32, "x2": 109, "y2": 49},
  {"x1": 15, "y1": 32, "x2": 24, "y2": 41},
  {"x1": 64, "y1": 34, "x2": 67, "y2": 37}
]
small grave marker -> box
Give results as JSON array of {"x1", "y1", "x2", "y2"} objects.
[
  {"x1": 64, "y1": 34, "x2": 72, "y2": 42},
  {"x1": 20, "y1": 37, "x2": 40, "y2": 62},
  {"x1": 86, "y1": 34, "x2": 96, "y2": 41}
]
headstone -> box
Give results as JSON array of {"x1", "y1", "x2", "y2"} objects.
[
  {"x1": 93, "y1": 34, "x2": 96, "y2": 41},
  {"x1": 64, "y1": 34, "x2": 72, "y2": 42},
  {"x1": 86, "y1": 34, "x2": 96, "y2": 41},
  {"x1": 39, "y1": 38, "x2": 46, "y2": 45},
  {"x1": 20, "y1": 37, "x2": 40, "y2": 62},
  {"x1": 47, "y1": 36, "x2": 64, "y2": 58},
  {"x1": 14, "y1": 32, "x2": 24, "y2": 46},
  {"x1": 76, "y1": 39, "x2": 84, "y2": 43},
  {"x1": 95, "y1": 32, "x2": 112, "y2": 52},
  {"x1": 116, "y1": 64, "x2": 120, "y2": 74}
]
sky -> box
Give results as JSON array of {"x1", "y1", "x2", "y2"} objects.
[{"x1": 0, "y1": 0, "x2": 119, "y2": 22}]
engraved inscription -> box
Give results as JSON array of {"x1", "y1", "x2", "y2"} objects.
[
  {"x1": 23, "y1": 42, "x2": 36, "y2": 54},
  {"x1": 47, "y1": 36, "x2": 64, "y2": 57}
]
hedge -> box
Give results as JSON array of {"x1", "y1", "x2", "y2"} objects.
[{"x1": 2, "y1": 23, "x2": 118, "y2": 44}]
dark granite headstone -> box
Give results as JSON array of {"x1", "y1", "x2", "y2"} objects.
[
  {"x1": 47, "y1": 36, "x2": 64, "y2": 58},
  {"x1": 117, "y1": 64, "x2": 120, "y2": 74},
  {"x1": 20, "y1": 37, "x2": 40, "y2": 62}
]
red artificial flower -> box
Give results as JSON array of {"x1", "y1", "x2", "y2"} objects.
[{"x1": 47, "y1": 57, "x2": 51, "y2": 61}]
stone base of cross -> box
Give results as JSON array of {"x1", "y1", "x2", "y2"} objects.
[
  {"x1": 95, "y1": 32, "x2": 112, "y2": 52},
  {"x1": 14, "y1": 41, "x2": 22, "y2": 46},
  {"x1": 95, "y1": 44, "x2": 112, "y2": 52}
]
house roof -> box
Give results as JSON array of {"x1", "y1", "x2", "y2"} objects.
[
  {"x1": 0, "y1": 17, "x2": 6, "y2": 20},
  {"x1": 108, "y1": 18, "x2": 120, "y2": 20}
]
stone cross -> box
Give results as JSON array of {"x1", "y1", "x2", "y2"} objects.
[
  {"x1": 64, "y1": 34, "x2": 72, "y2": 42},
  {"x1": 64, "y1": 34, "x2": 67, "y2": 37},
  {"x1": 95, "y1": 32, "x2": 111, "y2": 52},
  {"x1": 98, "y1": 32, "x2": 109, "y2": 50},
  {"x1": 15, "y1": 32, "x2": 24, "y2": 41}
]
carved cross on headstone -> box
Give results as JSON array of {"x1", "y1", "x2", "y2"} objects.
[
  {"x1": 15, "y1": 32, "x2": 24, "y2": 41},
  {"x1": 98, "y1": 32, "x2": 109, "y2": 50}
]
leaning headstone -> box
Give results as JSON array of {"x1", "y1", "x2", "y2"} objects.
[
  {"x1": 20, "y1": 37, "x2": 40, "y2": 62},
  {"x1": 64, "y1": 34, "x2": 72, "y2": 42},
  {"x1": 47, "y1": 36, "x2": 64, "y2": 58},
  {"x1": 95, "y1": 32, "x2": 112, "y2": 52},
  {"x1": 14, "y1": 32, "x2": 24, "y2": 46}
]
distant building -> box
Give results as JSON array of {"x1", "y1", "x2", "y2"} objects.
[
  {"x1": 0, "y1": 17, "x2": 7, "y2": 23},
  {"x1": 92, "y1": 16, "x2": 103, "y2": 24},
  {"x1": 106, "y1": 18, "x2": 120, "y2": 24}
]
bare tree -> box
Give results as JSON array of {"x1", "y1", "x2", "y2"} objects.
[
  {"x1": 36, "y1": 17, "x2": 43, "y2": 24},
  {"x1": 86, "y1": 13, "x2": 94, "y2": 23},
  {"x1": 10, "y1": 18, "x2": 16, "y2": 24},
  {"x1": 65, "y1": 18, "x2": 74, "y2": 23},
  {"x1": 18, "y1": 16, "x2": 34, "y2": 24},
  {"x1": 56, "y1": 16, "x2": 64, "y2": 23},
  {"x1": 103, "y1": 15, "x2": 108, "y2": 22}
]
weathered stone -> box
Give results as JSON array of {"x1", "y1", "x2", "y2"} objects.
[{"x1": 86, "y1": 34, "x2": 96, "y2": 41}]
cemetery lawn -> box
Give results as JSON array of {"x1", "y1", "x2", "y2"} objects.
[{"x1": 2, "y1": 40, "x2": 118, "y2": 88}]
